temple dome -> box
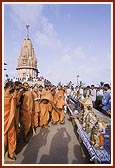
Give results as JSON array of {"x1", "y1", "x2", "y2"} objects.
[{"x1": 16, "y1": 37, "x2": 38, "y2": 81}]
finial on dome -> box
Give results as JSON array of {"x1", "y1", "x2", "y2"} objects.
[{"x1": 26, "y1": 24, "x2": 30, "y2": 38}]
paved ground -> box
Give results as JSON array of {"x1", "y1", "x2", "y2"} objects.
[{"x1": 4, "y1": 113, "x2": 92, "y2": 165}]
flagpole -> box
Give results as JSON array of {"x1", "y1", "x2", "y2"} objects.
[{"x1": 26, "y1": 24, "x2": 30, "y2": 38}]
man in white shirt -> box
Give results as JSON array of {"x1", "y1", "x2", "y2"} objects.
[{"x1": 90, "y1": 85, "x2": 96, "y2": 108}]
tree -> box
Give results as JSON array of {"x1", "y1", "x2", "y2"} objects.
[
  {"x1": 5, "y1": 74, "x2": 8, "y2": 78},
  {"x1": 100, "y1": 81, "x2": 104, "y2": 87}
]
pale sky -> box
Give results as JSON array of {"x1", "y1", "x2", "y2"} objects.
[{"x1": 3, "y1": 3, "x2": 112, "y2": 86}]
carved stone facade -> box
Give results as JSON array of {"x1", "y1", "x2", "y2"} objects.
[{"x1": 16, "y1": 37, "x2": 38, "y2": 81}]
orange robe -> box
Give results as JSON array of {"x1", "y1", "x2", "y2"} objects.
[
  {"x1": 14, "y1": 90, "x2": 22, "y2": 134},
  {"x1": 51, "y1": 94, "x2": 59, "y2": 123},
  {"x1": 21, "y1": 90, "x2": 33, "y2": 137},
  {"x1": 39, "y1": 91, "x2": 52, "y2": 127},
  {"x1": 4, "y1": 91, "x2": 16, "y2": 158},
  {"x1": 56, "y1": 89, "x2": 65, "y2": 99},
  {"x1": 99, "y1": 134, "x2": 104, "y2": 147},
  {"x1": 55, "y1": 92, "x2": 65, "y2": 122},
  {"x1": 31, "y1": 91, "x2": 40, "y2": 128}
]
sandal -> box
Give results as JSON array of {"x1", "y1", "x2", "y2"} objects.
[
  {"x1": 44, "y1": 124, "x2": 50, "y2": 127},
  {"x1": 60, "y1": 121, "x2": 65, "y2": 124},
  {"x1": 52, "y1": 121, "x2": 57, "y2": 125}
]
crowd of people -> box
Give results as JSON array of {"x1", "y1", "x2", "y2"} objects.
[
  {"x1": 4, "y1": 80, "x2": 111, "y2": 162},
  {"x1": 70, "y1": 84, "x2": 111, "y2": 116},
  {"x1": 4, "y1": 81, "x2": 69, "y2": 162},
  {"x1": 5, "y1": 75, "x2": 51, "y2": 86}
]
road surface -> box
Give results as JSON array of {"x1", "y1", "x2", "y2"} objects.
[{"x1": 4, "y1": 113, "x2": 92, "y2": 165}]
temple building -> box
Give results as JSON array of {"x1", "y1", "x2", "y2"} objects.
[
  {"x1": 16, "y1": 37, "x2": 39, "y2": 81},
  {"x1": 16, "y1": 25, "x2": 51, "y2": 87}
]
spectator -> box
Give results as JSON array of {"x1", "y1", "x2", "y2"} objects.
[
  {"x1": 95, "y1": 87, "x2": 103, "y2": 111},
  {"x1": 100, "y1": 83, "x2": 111, "y2": 116},
  {"x1": 90, "y1": 85, "x2": 96, "y2": 108}
]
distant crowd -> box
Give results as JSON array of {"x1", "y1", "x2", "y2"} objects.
[
  {"x1": 69, "y1": 84, "x2": 111, "y2": 116},
  {"x1": 5, "y1": 75, "x2": 51, "y2": 85}
]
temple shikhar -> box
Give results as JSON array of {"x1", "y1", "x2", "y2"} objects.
[{"x1": 16, "y1": 25, "x2": 39, "y2": 82}]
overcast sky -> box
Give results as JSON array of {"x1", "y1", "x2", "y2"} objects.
[{"x1": 3, "y1": 2, "x2": 112, "y2": 86}]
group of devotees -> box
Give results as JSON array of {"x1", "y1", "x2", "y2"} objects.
[
  {"x1": 4, "y1": 81, "x2": 70, "y2": 162},
  {"x1": 4, "y1": 80, "x2": 111, "y2": 162}
]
